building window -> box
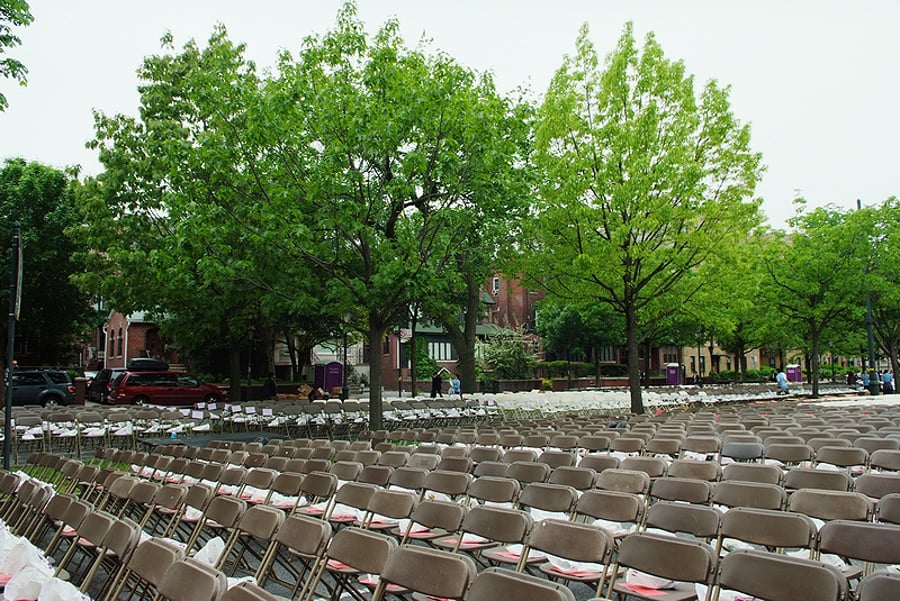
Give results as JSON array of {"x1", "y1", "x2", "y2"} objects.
[
  {"x1": 492, "y1": 276, "x2": 500, "y2": 296},
  {"x1": 699, "y1": 356, "x2": 706, "y2": 375},
  {"x1": 117, "y1": 327, "x2": 124, "y2": 357},
  {"x1": 690, "y1": 356, "x2": 696, "y2": 374},
  {"x1": 428, "y1": 341, "x2": 455, "y2": 362},
  {"x1": 597, "y1": 345, "x2": 615, "y2": 363}
]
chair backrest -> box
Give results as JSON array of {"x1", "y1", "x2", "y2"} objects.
[
  {"x1": 764, "y1": 443, "x2": 814, "y2": 465},
  {"x1": 372, "y1": 545, "x2": 476, "y2": 601},
  {"x1": 620, "y1": 456, "x2": 667, "y2": 478},
  {"x1": 525, "y1": 518, "x2": 615, "y2": 566},
  {"x1": 712, "y1": 480, "x2": 786, "y2": 510},
  {"x1": 221, "y1": 581, "x2": 285, "y2": 601},
  {"x1": 325, "y1": 527, "x2": 398, "y2": 574},
  {"x1": 722, "y1": 462, "x2": 783, "y2": 485},
  {"x1": 857, "y1": 570, "x2": 900, "y2": 601},
  {"x1": 204, "y1": 496, "x2": 247, "y2": 529},
  {"x1": 578, "y1": 454, "x2": 619, "y2": 473},
  {"x1": 877, "y1": 493, "x2": 900, "y2": 524},
  {"x1": 365, "y1": 489, "x2": 418, "y2": 523},
  {"x1": 130, "y1": 537, "x2": 186, "y2": 586},
  {"x1": 459, "y1": 505, "x2": 533, "y2": 546},
  {"x1": 649, "y1": 477, "x2": 712, "y2": 504},
  {"x1": 721, "y1": 441, "x2": 764, "y2": 462},
  {"x1": 404, "y1": 500, "x2": 466, "y2": 537},
  {"x1": 856, "y1": 473, "x2": 900, "y2": 500},
  {"x1": 506, "y1": 461, "x2": 552, "y2": 485},
  {"x1": 595, "y1": 468, "x2": 651, "y2": 494},
  {"x1": 611, "y1": 532, "x2": 716, "y2": 589},
  {"x1": 666, "y1": 459, "x2": 721, "y2": 482},
  {"x1": 870, "y1": 449, "x2": 900, "y2": 471},
  {"x1": 788, "y1": 489, "x2": 872, "y2": 521},
  {"x1": 156, "y1": 557, "x2": 227, "y2": 601},
  {"x1": 574, "y1": 489, "x2": 644, "y2": 527},
  {"x1": 714, "y1": 549, "x2": 847, "y2": 601},
  {"x1": 422, "y1": 470, "x2": 472, "y2": 498},
  {"x1": 818, "y1": 519, "x2": 900, "y2": 568},
  {"x1": 547, "y1": 466, "x2": 596, "y2": 491},
  {"x1": 815, "y1": 445, "x2": 868, "y2": 469},
  {"x1": 466, "y1": 566, "x2": 576, "y2": 601},
  {"x1": 644, "y1": 502, "x2": 721, "y2": 540},
  {"x1": 466, "y1": 476, "x2": 520, "y2": 504},
  {"x1": 273, "y1": 514, "x2": 332, "y2": 556},
  {"x1": 517, "y1": 482, "x2": 578, "y2": 516},
  {"x1": 783, "y1": 468, "x2": 852, "y2": 492},
  {"x1": 717, "y1": 507, "x2": 817, "y2": 555}
]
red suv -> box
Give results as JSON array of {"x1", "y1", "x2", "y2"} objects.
[{"x1": 107, "y1": 371, "x2": 227, "y2": 406}]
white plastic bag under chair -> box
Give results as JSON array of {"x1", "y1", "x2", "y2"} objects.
[
  {"x1": 695, "y1": 583, "x2": 757, "y2": 601},
  {"x1": 226, "y1": 576, "x2": 256, "y2": 590},
  {"x1": 193, "y1": 536, "x2": 226, "y2": 566},
  {"x1": 591, "y1": 518, "x2": 637, "y2": 536},
  {"x1": 0, "y1": 536, "x2": 39, "y2": 577},
  {"x1": 3, "y1": 562, "x2": 53, "y2": 600},
  {"x1": 625, "y1": 568, "x2": 676, "y2": 590},
  {"x1": 37, "y1": 577, "x2": 91, "y2": 601}
]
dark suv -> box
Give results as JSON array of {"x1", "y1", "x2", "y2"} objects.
[
  {"x1": 108, "y1": 371, "x2": 226, "y2": 406},
  {"x1": 9, "y1": 369, "x2": 76, "y2": 407}
]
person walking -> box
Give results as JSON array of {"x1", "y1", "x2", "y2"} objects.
[
  {"x1": 449, "y1": 373, "x2": 461, "y2": 397},
  {"x1": 430, "y1": 370, "x2": 444, "y2": 398},
  {"x1": 264, "y1": 372, "x2": 277, "y2": 400}
]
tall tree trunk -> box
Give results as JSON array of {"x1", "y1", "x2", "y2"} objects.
[
  {"x1": 442, "y1": 267, "x2": 482, "y2": 394},
  {"x1": 367, "y1": 315, "x2": 388, "y2": 430},
  {"x1": 228, "y1": 341, "x2": 242, "y2": 402},
  {"x1": 625, "y1": 303, "x2": 644, "y2": 414},
  {"x1": 810, "y1": 325, "x2": 821, "y2": 398}
]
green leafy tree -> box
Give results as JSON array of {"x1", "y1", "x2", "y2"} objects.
[
  {"x1": 761, "y1": 201, "x2": 870, "y2": 396},
  {"x1": 0, "y1": 0, "x2": 32, "y2": 111},
  {"x1": 868, "y1": 197, "x2": 900, "y2": 381},
  {"x1": 75, "y1": 27, "x2": 336, "y2": 398},
  {"x1": 248, "y1": 5, "x2": 531, "y2": 427},
  {"x1": 477, "y1": 331, "x2": 536, "y2": 380},
  {"x1": 526, "y1": 23, "x2": 763, "y2": 413},
  {"x1": 0, "y1": 159, "x2": 96, "y2": 367}
]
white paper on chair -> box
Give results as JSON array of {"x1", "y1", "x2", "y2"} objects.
[
  {"x1": 625, "y1": 568, "x2": 676, "y2": 590},
  {"x1": 4, "y1": 562, "x2": 54, "y2": 600},
  {"x1": 35, "y1": 576, "x2": 91, "y2": 601},
  {"x1": 193, "y1": 536, "x2": 226, "y2": 566}
]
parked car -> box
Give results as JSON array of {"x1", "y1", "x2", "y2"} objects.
[
  {"x1": 9, "y1": 369, "x2": 76, "y2": 407},
  {"x1": 87, "y1": 367, "x2": 127, "y2": 404},
  {"x1": 88, "y1": 358, "x2": 170, "y2": 404},
  {"x1": 107, "y1": 371, "x2": 227, "y2": 406}
]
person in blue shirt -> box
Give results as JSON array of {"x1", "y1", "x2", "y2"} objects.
[
  {"x1": 775, "y1": 368, "x2": 789, "y2": 395},
  {"x1": 449, "y1": 374, "x2": 461, "y2": 397},
  {"x1": 881, "y1": 370, "x2": 894, "y2": 394}
]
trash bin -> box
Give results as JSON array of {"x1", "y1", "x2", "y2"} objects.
[{"x1": 74, "y1": 377, "x2": 87, "y2": 405}]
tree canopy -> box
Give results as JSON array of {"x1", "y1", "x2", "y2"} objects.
[
  {"x1": 0, "y1": 158, "x2": 96, "y2": 366},
  {"x1": 0, "y1": 0, "x2": 32, "y2": 111},
  {"x1": 525, "y1": 22, "x2": 763, "y2": 413}
]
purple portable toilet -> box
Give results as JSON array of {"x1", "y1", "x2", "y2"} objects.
[
  {"x1": 786, "y1": 364, "x2": 802, "y2": 383},
  {"x1": 324, "y1": 361, "x2": 343, "y2": 392},
  {"x1": 666, "y1": 363, "x2": 681, "y2": 386}
]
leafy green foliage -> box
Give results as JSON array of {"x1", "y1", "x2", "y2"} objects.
[
  {"x1": 0, "y1": 159, "x2": 96, "y2": 365},
  {"x1": 525, "y1": 22, "x2": 763, "y2": 412},
  {"x1": 0, "y1": 0, "x2": 32, "y2": 111},
  {"x1": 477, "y1": 332, "x2": 536, "y2": 380},
  {"x1": 760, "y1": 203, "x2": 870, "y2": 396}
]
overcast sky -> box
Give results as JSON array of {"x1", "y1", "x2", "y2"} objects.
[{"x1": 1, "y1": 0, "x2": 898, "y2": 228}]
